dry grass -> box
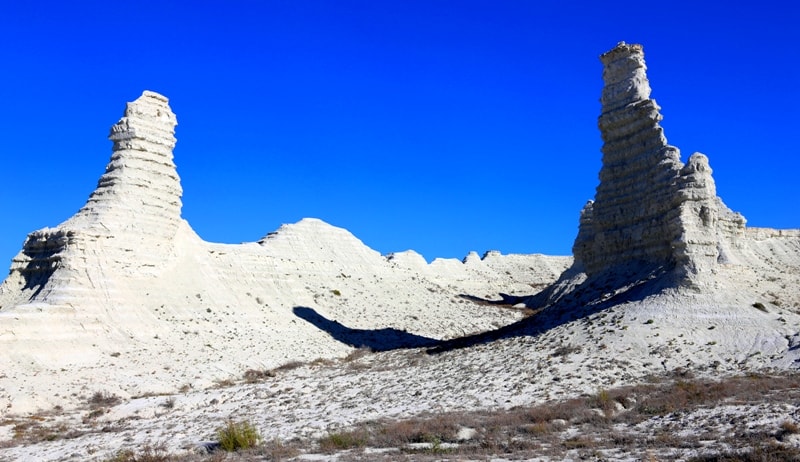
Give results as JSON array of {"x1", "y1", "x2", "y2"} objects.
[
  {"x1": 89, "y1": 391, "x2": 121, "y2": 408},
  {"x1": 318, "y1": 429, "x2": 368, "y2": 452},
  {"x1": 104, "y1": 443, "x2": 174, "y2": 462},
  {"x1": 307, "y1": 371, "x2": 800, "y2": 460},
  {"x1": 5, "y1": 372, "x2": 799, "y2": 461},
  {"x1": 344, "y1": 347, "x2": 373, "y2": 362},
  {"x1": 216, "y1": 420, "x2": 262, "y2": 452},
  {"x1": 688, "y1": 443, "x2": 800, "y2": 461}
]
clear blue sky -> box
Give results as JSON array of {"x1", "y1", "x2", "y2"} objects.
[{"x1": 1, "y1": 2, "x2": 798, "y2": 267}]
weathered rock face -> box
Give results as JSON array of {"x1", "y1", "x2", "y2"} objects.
[
  {"x1": 80, "y1": 90, "x2": 182, "y2": 236},
  {"x1": 0, "y1": 90, "x2": 572, "y2": 412},
  {"x1": 573, "y1": 42, "x2": 746, "y2": 285},
  {"x1": 4, "y1": 91, "x2": 183, "y2": 300},
  {"x1": 66, "y1": 90, "x2": 183, "y2": 255}
]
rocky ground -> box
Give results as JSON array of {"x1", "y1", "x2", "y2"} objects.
[{"x1": 1, "y1": 272, "x2": 798, "y2": 461}]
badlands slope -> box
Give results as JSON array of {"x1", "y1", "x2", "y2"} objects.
[{"x1": 0, "y1": 43, "x2": 799, "y2": 460}]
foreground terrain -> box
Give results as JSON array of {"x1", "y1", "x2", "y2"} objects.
[{"x1": 1, "y1": 351, "x2": 799, "y2": 461}]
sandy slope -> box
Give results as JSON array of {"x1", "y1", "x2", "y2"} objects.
[{"x1": 0, "y1": 273, "x2": 797, "y2": 460}]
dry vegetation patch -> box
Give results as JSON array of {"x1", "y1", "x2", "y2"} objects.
[
  {"x1": 3, "y1": 372, "x2": 799, "y2": 461},
  {"x1": 309, "y1": 372, "x2": 800, "y2": 460}
]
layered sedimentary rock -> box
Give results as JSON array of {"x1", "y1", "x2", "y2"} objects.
[
  {"x1": 573, "y1": 42, "x2": 746, "y2": 284},
  {"x1": 0, "y1": 91, "x2": 571, "y2": 412},
  {"x1": 5, "y1": 92, "x2": 183, "y2": 304}
]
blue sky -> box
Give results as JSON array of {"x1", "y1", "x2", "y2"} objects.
[{"x1": 1, "y1": 2, "x2": 798, "y2": 266}]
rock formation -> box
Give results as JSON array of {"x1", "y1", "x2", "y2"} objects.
[
  {"x1": 4, "y1": 92, "x2": 183, "y2": 305},
  {"x1": 0, "y1": 90, "x2": 569, "y2": 412},
  {"x1": 572, "y1": 42, "x2": 746, "y2": 287}
]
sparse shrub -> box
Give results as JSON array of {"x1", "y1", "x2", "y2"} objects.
[
  {"x1": 519, "y1": 422, "x2": 551, "y2": 435},
  {"x1": 217, "y1": 420, "x2": 262, "y2": 452},
  {"x1": 331, "y1": 289, "x2": 341, "y2": 296},
  {"x1": 644, "y1": 319, "x2": 654, "y2": 325},
  {"x1": 590, "y1": 388, "x2": 616, "y2": 413},
  {"x1": 780, "y1": 420, "x2": 799, "y2": 435},
  {"x1": 552, "y1": 344, "x2": 582, "y2": 357},
  {"x1": 375, "y1": 414, "x2": 460, "y2": 446},
  {"x1": 344, "y1": 347, "x2": 372, "y2": 362},
  {"x1": 752, "y1": 302, "x2": 769, "y2": 313},
  {"x1": 89, "y1": 391, "x2": 121, "y2": 408},
  {"x1": 275, "y1": 360, "x2": 304, "y2": 372},
  {"x1": 161, "y1": 397, "x2": 176, "y2": 409},
  {"x1": 11, "y1": 419, "x2": 71, "y2": 444},
  {"x1": 318, "y1": 430, "x2": 367, "y2": 452},
  {"x1": 688, "y1": 444, "x2": 800, "y2": 461},
  {"x1": 212, "y1": 378, "x2": 235, "y2": 388},
  {"x1": 243, "y1": 368, "x2": 275, "y2": 382},
  {"x1": 103, "y1": 443, "x2": 172, "y2": 461},
  {"x1": 562, "y1": 436, "x2": 595, "y2": 449},
  {"x1": 262, "y1": 439, "x2": 301, "y2": 460}
]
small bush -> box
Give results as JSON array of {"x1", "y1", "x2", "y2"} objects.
[
  {"x1": 275, "y1": 361, "x2": 304, "y2": 372},
  {"x1": 374, "y1": 414, "x2": 460, "y2": 446},
  {"x1": 11, "y1": 420, "x2": 70, "y2": 444},
  {"x1": 590, "y1": 389, "x2": 614, "y2": 411},
  {"x1": 318, "y1": 430, "x2": 367, "y2": 452},
  {"x1": 780, "y1": 420, "x2": 799, "y2": 435},
  {"x1": 160, "y1": 397, "x2": 176, "y2": 409},
  {"x1": 262, "y1": 439, "x2": 301, "y2": 460},
  {"x1": 752, "y1": 302, "x2": 769, "y2": 313},
  {"x1": 103, "y1": 443, "x2": 172, "y2": 462},
  {"x1": 89, "y1": 391, "x2": 121, "y2": 408},
  {"x1": 344, "y1": 347, "x2": 372, "y2": 362},
  {"x1": 212, "y1": 378, "x2": 235, "y2": 388},
  {"x1": 552, "y1": 344, "x2": 582, "y2": 357},
  {"x1": 217, "y1": 420, "x2": 262, "y2": 452},
  {"x1": 243, "y1": 368, "x2": 275, "y2": 382}
]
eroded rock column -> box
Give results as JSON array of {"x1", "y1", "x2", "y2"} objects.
[{"x1": 574, "y1": 42, "x2": 685, "y2": 276}]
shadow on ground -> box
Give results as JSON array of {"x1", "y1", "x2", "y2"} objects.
[
  {"x1": 428, "y1": 263, "x2": 675, "y2": 354},
  {"x1": 293, "y1": 264, "x2": 676, "y2": 355},
  {"x1": 293, "y1": 306, "x2": 441, "y2": 351}
]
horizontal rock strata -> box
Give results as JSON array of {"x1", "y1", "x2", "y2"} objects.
[
  {"x1": 0, "y1": 91, "x2": 571, "y2": 412},
  {"x1": 573, "y1": 42, "x2": 747, "y2": 285}
]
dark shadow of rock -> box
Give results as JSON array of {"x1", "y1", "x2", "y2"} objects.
[
  {"x1": 458, "y1": 293, "x2": 528, "y2": 306},
  {"x1": 293, "y1": 306, "x2": 441, "y2": 351},
  {"x1": 13, "y1": 229, "x2": 73, "y2": 299},
  {"x1": 428, "y1": 263, "x2": 674, "y2": 354}
]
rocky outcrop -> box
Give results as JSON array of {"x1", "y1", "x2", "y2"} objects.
[
  {"x1": 572, "y1": 42, "x2": 746, "y2": 286},
  {"x1": 77, "y1": 90, "x2": 182, "y2": 238},
  {"x1": 0, "y1": 90, "x2": 572, "y2": 412},
  {"x1": 2, "y1": 92, "x2": 183, "y2": 302},
  {"x1": 64, "y1": 90, "x2": 184, "y2": 264}
]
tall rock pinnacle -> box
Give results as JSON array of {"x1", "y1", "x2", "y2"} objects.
[
  {"x1": 572, "y1": 42, "x2": 745, "y2": 285},
  {"x1": 4, "y1": 91, "x2": 185, "y2": 299},
  {"x1": 71, "y1": 90, "x2": 182, "y2": 237}
]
